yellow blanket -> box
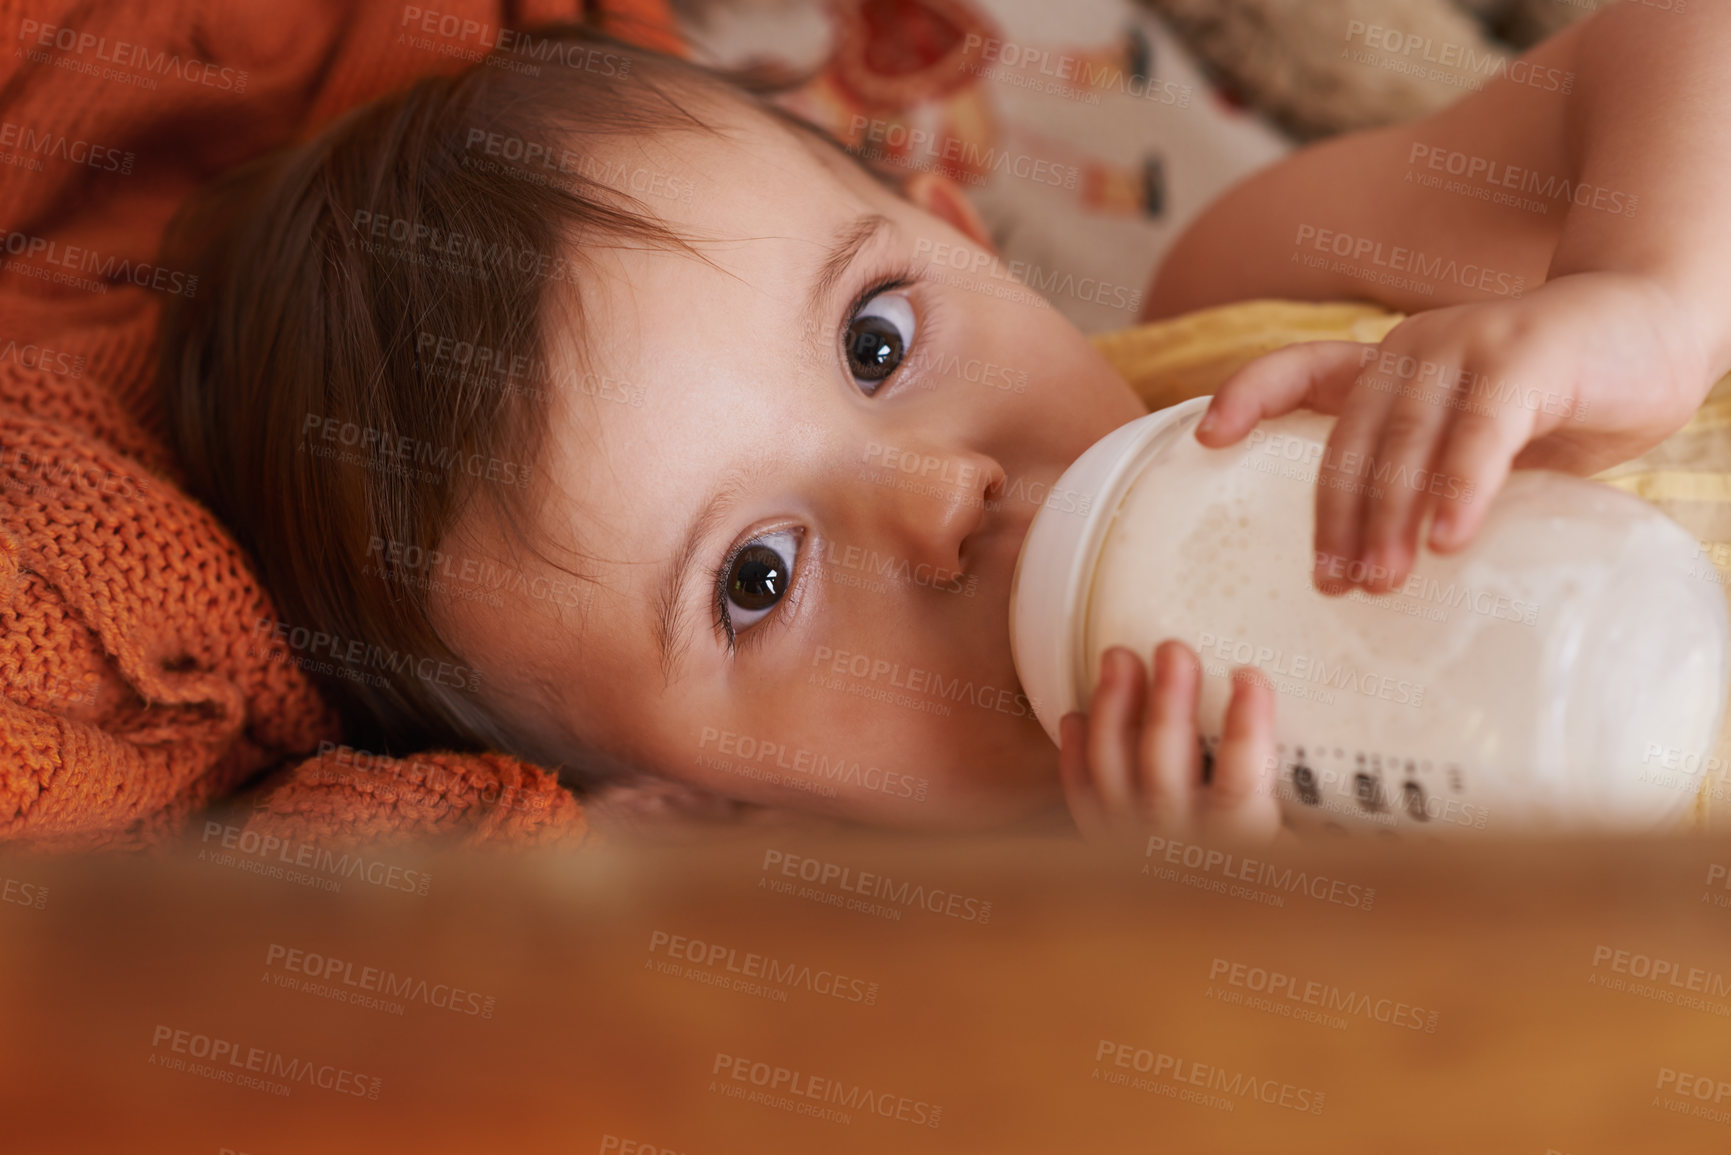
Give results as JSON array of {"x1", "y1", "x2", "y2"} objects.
[{"x1": 1094, "y1": 300, "x2": 1731, "y2": 832}]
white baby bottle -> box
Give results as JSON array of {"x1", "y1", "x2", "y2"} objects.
[{"x1": 1010, "y1": 396, "x2": 1730, "y2": 835}]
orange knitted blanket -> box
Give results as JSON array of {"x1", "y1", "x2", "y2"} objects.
[{"x1": 0, "y1": 0, "x2": 681, "y2": 851}]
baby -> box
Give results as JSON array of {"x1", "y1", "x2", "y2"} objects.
[{"x1": 159, "y1": 3, "x2": 1731, "y2": 845}]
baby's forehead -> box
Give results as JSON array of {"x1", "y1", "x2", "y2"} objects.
[
  {"x1": 554, "y1": 121, "x2": 891, "y2": 348},
  {"x1": 564, "y1": 87, "x2": 885, "y2": 230}
]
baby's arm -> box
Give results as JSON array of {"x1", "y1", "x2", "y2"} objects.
[
  {"x1": 1145, "y1": 2, "x2": 1731, "y2": 591},
  {"x1": 1143, "y1": 23, "x2": 1575, "y2": 319},
  {"x1": 1148, "y1": 1, "x2": 1731, "y2": 342}
]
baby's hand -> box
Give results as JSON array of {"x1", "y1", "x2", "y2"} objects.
[
  {"x1": 1195, "y1": 273, "x2": 1716, "y2": 593},
  {"x1": 1059, "y1": 641, "x2": 1283, "y2": 847}
]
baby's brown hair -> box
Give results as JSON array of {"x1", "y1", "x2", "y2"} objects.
[{"x1": 157, "y1": 25, "x2": 821, "y2": 763}]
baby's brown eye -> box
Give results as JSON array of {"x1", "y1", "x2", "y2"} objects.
[
  {"x1": 844, "y1": 291, "x2": 915, "y2": 390},
  {"x1": 721, "y1": 528, "x2": 800, "y2": 635},
  {"x1": 728, "y1": 544, "x2": 786, "y2": 609}
]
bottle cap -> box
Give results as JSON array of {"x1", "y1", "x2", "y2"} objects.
[{"x1": 1009, "y1": 395, "x2": 1212, "y2": 746}]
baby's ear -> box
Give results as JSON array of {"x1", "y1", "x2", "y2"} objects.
[{"x1": 903, "y1": 171, "x2": 994, "y2": 253}]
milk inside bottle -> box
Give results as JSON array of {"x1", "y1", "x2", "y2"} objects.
[{"x1": 1009, "y1": 396, "x2": 1731, "y2": 834}]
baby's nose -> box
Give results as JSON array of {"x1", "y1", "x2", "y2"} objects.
[{"x1": 856, "y1": 438, "x2": 1005, "y2": 572}]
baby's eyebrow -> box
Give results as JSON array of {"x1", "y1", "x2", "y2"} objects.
[{"x1": 806, "y1": 213, "x2": 893, "y2": 328}]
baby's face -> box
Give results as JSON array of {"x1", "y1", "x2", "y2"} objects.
[{"x1": 439, "y1": 101, "x2": 1146, "y2": 831}]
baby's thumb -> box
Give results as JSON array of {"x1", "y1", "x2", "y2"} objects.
[{"x1": 1196, "y1": 341, "x2": 1371, "y2": 447}]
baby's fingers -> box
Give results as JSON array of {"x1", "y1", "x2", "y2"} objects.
[
  {"x1": 1201, "y1": 667, "x2": 1282, "y2": 844},
  {"x1": 1087, "y1": 647, "x2": 1147, "y2": 815},
  {"x1": 1136, "y1": 640, "x2": 1204, "y2": 835},
  {"x1": 1197, "y1": 341, "x2": 1369, "y2": 447},
  {"x1": 1062, "y1": 646, "x2": 1282, "y2": 847},
  {"x1": 1059, "y1": 648, "x2": 1147, "y2": 844},
  {"x1": 1351, "y1": 388, "x2": 1456, "y2": 593},
  {"x1": 1426, "y1": 402, "x2": 1533, "y2": 553},
  {"x1": 1058, "y1": 712, "x2": 1109, "y2": 843}
]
